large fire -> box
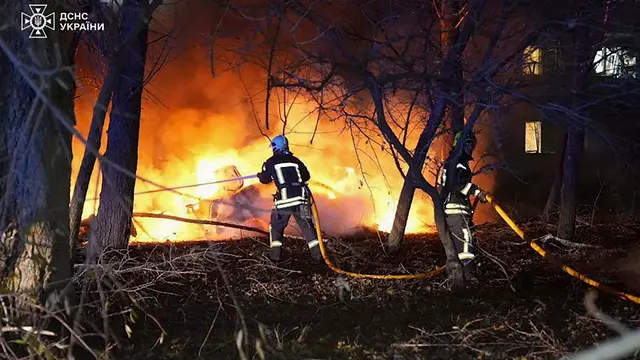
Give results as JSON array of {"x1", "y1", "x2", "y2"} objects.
[{"x1": 71, "y1": 46, "x2": 494, "y2": 243}]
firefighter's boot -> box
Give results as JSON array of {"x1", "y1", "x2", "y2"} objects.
[
  {"x1": 462, "y1": 259, "x2": 477, "y2": 280},
  {"x1": 270, "y1": 246, "x2": 282, "y2": 261},
  {"x1": 308, "y1": 241, "x2": 322, "y2": 262}
]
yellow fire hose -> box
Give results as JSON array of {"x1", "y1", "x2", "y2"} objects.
[
  {"x1": 309, "y1": 194, "x2": 446, "y2": 279},
  {"x1": 485, "y1": 194, "x2": 640, "y2": 304},
  {"x1": 307, "y1": 189, "x2": 640, "y2": 303}
]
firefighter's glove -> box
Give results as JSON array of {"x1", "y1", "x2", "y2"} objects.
[{"x1": 477, "y1": 191, "x2": 488, "y2": 203}]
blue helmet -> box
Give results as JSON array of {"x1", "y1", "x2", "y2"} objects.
[{"x1": 270, "y1": 135, "x2": 290, "y2": 154}]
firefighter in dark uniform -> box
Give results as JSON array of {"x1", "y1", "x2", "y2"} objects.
[
  {"x1": 441, "y1": 132, "x2": 488, "y2": 274},
  {"x1": 257, "y1": 135, "x2": 322, "y2": 262}
]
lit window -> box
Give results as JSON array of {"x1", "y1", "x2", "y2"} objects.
[
  {"x1": 525, "y1": 121, "x2": 542, "y2": 153},
  {"x1": 523, "y1": 46, "x2": 542, "y2": 75},
  {"x1": 594, "y1": 47, "x2": 637, "y2": 77}
]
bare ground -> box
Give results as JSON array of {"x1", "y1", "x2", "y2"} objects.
[{"x1": 75, "y1": 220, "x2": 640, "y2": 360}]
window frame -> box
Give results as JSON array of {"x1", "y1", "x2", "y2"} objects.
[
  {"x1": 524, "y1": 120, "x2": 543, "y2": 154},
  {"x1": 523, "y1": 46, "x2": 543, "y2": 76},
  {"x1": 593, "y1": 46, "x2": 637, "y2": 78}
]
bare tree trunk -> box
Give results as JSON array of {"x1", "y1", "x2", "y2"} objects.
[
  {"x1": 543, "y1": 131, "x2": 568, "y2": 219},
  {"x1": 0, "y1": 47, "x2": 9, "y2": 203},
  {"x1": 556, "y1": 1, "x2": 606, "y2": 239},
  {"x1": 410, "y1": 169, "x2": 466, "y2": 292},
  {"x1": 386, "y1": 109, "x2": 460, "y2": 253},
  {"x1": 557, "y1": 126, "x2": 584, "y2": 239},
  {"x1": 432, "y1": 193, "x2": 466, "y2": 293},
  {"x1": 387, "y1": 182, "x2": 417, "y2": 252},
  {"x1": 90, "y1": 0, "x2": 151, "y2": 256},
  {"x1": 386, "y1": 95, "x2": 446, "y2": 252},
  {"x1": 387, "y1": 0, "x2": 464, "y2": 253},
  {"x1": 68, "y1": 69, "x2": 115, "y2": 258},
  {"x1": 0, "y1": 6, "x2": 76, "y2": 302},
  {"x1": 441, "y1": 0, "x2": 465, "y2": 134},
  {"x1": 69, "y1": 0, "x2": 161, "y2": 257}
]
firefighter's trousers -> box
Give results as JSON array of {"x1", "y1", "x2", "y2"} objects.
[
  {"x1": 269, "y1": 204, "x2": 321, "y2": 261},
  {"x1": 445, "y1": 210, "x2": 476, "y2": 262}
]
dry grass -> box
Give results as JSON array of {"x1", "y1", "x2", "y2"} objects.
[{"x1": 1, "y1": 220, "x2": 640, "y2": 359}]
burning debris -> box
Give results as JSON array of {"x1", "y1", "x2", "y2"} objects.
[
  {"x1": 187, "y1": 184, "x2": 270, "y2": 234},
  {"x1": 214, "y1": 165, "x2": 244, "y2": 192},
  {"x1": 184, "y1": 165, "x2": 271, "y2": 235},
  {"x1": 184, "y1": 165, "x2": 348, "y2": 237}
]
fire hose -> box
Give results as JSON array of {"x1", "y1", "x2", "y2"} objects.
[
  {"x1": 87, "y1": 175, "x2": 337, "y2": 202},
  {"x1": 309, "y1": 190, "x2": 640, "y2": 303},
  {"x1": 484, "y1": 194, "x2": 640, "y2": 304},
  {"x1": 309, "y1": 191, "x2": 447, "y2": 279},
  {"x1": 86, "y1": 174, "x2": 260, "y2": 201},
  {"x1": 121, "y1": 172, "x2": 640, "y2": 302}
]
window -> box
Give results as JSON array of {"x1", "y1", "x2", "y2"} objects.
[
  {"x1": 545, "y1": 47, "x2": 563, "y2": 73},
  {"x1": 525, "y1": 121, "x2": 542, "y2": 153},
  {"x1": 594, "y1": 47, "x2": 637, "y2": 77},
  {"x1": 523, "y1": 46, "x2": 542, "y2": 75}
]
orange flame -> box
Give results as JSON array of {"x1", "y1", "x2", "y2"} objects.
[{"x1": 71, "y1": 49, "x2": 493, "y2": 243}]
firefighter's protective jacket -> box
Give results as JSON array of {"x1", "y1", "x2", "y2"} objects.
[
  {"x1": 441, "y1": 154, "x2": 483, "y2": 216},
  {"x1": 257, "y1": 153, "x2": 311, "y2": 209}
]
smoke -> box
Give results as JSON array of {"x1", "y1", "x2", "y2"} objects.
[
  {"x1": 70, "y1": 3, "x2": 495, "y2": 242},
  {"x1": 71, "y1": 45, "x2": 396, "y2": 241}
]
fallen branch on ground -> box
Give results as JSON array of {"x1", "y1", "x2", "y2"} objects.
[
  {"x1": 132, "y1": 212, "x2": 328, "y2": 241},
  {"x1": 132, "y1": 212, "x2": 269, "y2": 236},
  {"x1": 537, "y1": 234, "x2": 600, "y2": 248}
]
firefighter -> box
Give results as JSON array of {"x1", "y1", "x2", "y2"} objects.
[
  {"x1": 257, "y1": 135, "x2": 322, "y2": 262},
  {"x1": 441, "y1": 131, "x2": 488, "y2": 275}
]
